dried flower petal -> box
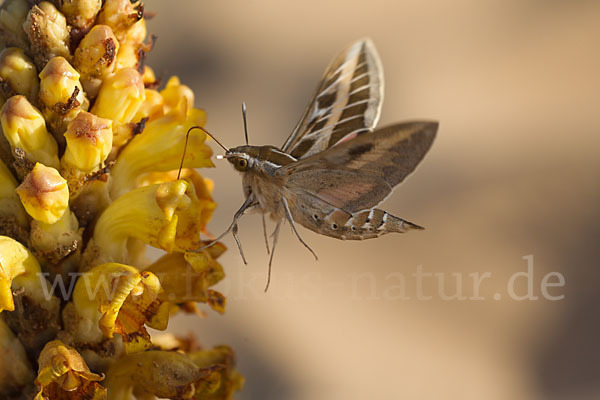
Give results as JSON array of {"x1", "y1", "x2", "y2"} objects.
[
  {"x1": 34, "y1": 340, "x2": 106, "y2": 400},
  {"x1": 188, "y1": 346, "x2": 244, "y2": 400},
  {"x1": 105, "y1": 348, "x2": 242, "y2": 400},
  {"x1": 147, "y1": 247, "x2": 226, "y2": 314}
]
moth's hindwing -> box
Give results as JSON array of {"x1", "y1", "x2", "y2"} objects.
[
  {"x1": 284, "y1": 188, "x2": 423, "y2": 240},
  {"x1": 282, "y1": 39, "x2": 384, "y2": 159}
]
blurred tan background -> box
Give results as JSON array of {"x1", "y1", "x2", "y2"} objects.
[{"x1": 144, "y1": 1, "x2": 600, "y2": 399}]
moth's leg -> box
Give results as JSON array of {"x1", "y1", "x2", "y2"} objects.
[
  {"x1": 231, "y1": 223, "x2": 247, "y2": 265},
  {"x1": 195, "y1": 195, "x2": 256, "y2": 253},
  {"x1": 281, "y1": 196, "x2": 318, "y2": 261},
  {"x1": 265, "y1": 220, "x2": 282, "y2": 292},
  {"x1": 262, "y1": 212, "x2": 270, "y2": 255}
]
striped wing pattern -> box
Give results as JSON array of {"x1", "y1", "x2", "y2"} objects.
[{"x1": 282, "y1": 39, "x2": 384, "y2": 159}]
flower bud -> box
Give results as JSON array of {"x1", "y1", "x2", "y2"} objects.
[
  {"x1": 0, "y1": 158, "x2": 29, "y2": 241},
  {"x1": 97, "y1": 0, "x2": 143, "y2": 41},
  {"x1": 39, "y1": 56, "x2": 89, "y2": 140},
  {"x1": 61, "y1": 111, "x2": 112, "y2": 184},
  {"x1": 91, "y1": 67, "x2": 145, "y2": 148},
  {"x1": 16, "y1": 163, "x2": 69, "y2": 224},
  {"x1": 0, "y1": 95, "x2": 60, "y2": 171},
  {"x1": 35, "y1": 340, "x2": 106, "y2": 399},
  {"x1": 0, "y1": 47, "x2": 39, "y2": 104},
  {"x1": 91, "y1": 67, "x2": 144, "y2": 124},
  {"x1": 0, "y1": 0, "x2": 30, "y2": 49},
  {"x1": 73, "y1": 24, "x2": 119, "y2": 98},
  {"x1": 0, "y1": 319, "x2": 35, "y2": 394},
  {"x1": 56, "y1": 0, "x2": 102, "y2": 30},
  {"x1": 23, "y1": 2, "x2": 71, "y2": 69}
]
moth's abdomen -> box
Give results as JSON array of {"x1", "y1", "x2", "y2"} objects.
[{"x1": 310, "y1": 207, "x2": 423, "y2": 240}]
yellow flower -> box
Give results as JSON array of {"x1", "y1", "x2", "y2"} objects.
[
  {"x1": 133, "y1": 88, "x2": 164, "y2": 122},
  {"x1": 71, "y1": 263, "x2": 169, "y2": 352},
  {"x1": 161, "y1": 76, "x2": 196, "y2": 115},
  {"x1": 35, "y1": 340, "x2": 106, "y2": 400},
  {"x1": 110, "y1": 100, "x2": 211, "y2": 198},
  {"x1": 82, "y1": 179, "x2": 206, "y2": 270}
]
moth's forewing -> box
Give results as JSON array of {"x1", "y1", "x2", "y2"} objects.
[
  {"x1": 283, "y1": 39, "x2": 384, "y2": 159},
  {"x1": 280, "y1": 121, "x2": 438, "y2": 211}
]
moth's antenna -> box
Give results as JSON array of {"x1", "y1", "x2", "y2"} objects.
[
  {"x1": 242, "y1": 102, "x2": 249, "y2": 145},
  {"x1": 178, "y1": 126, "x2": 229, "y2": 180}
]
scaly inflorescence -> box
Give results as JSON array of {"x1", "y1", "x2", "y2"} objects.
[{"x1": 0, "y1": 1, "x2": 243, "y2": 399}]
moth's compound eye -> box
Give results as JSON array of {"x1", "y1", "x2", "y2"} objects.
[{"x1": 235, "y1": 158, "x2": 248, "y2": 171}]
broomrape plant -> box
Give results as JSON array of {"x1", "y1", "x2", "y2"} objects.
[{"x1": 0, "y1": 1, "x2": 243, "y2": 398}]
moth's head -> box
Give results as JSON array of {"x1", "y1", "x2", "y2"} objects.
[{"x1": 224, "y1": 145, "x2": 259, "y2": 172}]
